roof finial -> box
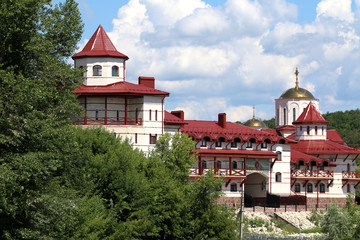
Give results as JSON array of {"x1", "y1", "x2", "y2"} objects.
[
  {"x1": 295, "y1": 67, "x2": 299, "y2": 90},
  {"x1": 252, "y1": 104, "x2": 255, "y2": 120}
]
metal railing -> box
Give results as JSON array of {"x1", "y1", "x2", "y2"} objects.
[
  {"x1": 342, "y1": 171, "x2": 360, "y2": 179},
  {"x1": 291, "y1": 170, "x2": 333, "y2": 178},
  {"x1": 188, "y1": 168, "x2": 245, "y2": 177}
]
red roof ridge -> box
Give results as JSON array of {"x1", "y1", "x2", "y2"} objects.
[
  {"x1": 293, "y1": 102, "x2": 329, "y2": 125},
  {"x1": 72, "y1": 25, "x2": 129, "y2": 60},
  {"x1": 73, "y1": 81, "x2": 169, "y2": 96}
]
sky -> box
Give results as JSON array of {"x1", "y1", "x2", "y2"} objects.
[{"x1": 60, "y1": 0, "x2": 360, "y2": 122}]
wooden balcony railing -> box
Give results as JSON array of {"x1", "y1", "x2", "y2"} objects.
[
  {"x1": 72, "y1": 117, "x2": 143, "y2": 126},
  {"x1": 342, "y1": 171, "x2": 360, "y2": 179},
  {"x1": 291, "y1": 170, "x2": 334, "y2": 179},
  {"x1": 188, "y1": 168, "x2": 246, "y2": 177}
]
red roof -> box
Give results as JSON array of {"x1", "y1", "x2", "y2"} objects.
[
  {"x1": 293, "y1": 102, "x2": 329, "y2": 125},
  {"x1": 327, "y1": 130, "x2": 344, "y2": 144},
  {"x1": 74, "y1": 81, "x2": 169, "y2": 96},
  {"x1": 291, "y1": 149, "x2": 336, "y2": 166},
  {"x1": 72, "y1": 25, "x2": 129, "y2": 60},
  {"x1": 164, "y1": 111, "x2": 187, "y2": 125},
  {"x1": 193, "y1": 148, "x2": 277, "y2": 158},
  {"x1": 182, "y1": 120, "x2": 287, "y2": 143},
  {"x1": 277, "y1": 125, "x2": 295, "y2": 131},
  {"x1": 292, "y1": 140, "x2": 360, "y2": 155}
]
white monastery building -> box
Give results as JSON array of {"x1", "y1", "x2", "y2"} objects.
[{"x1": 72, "y1": 25, "x2": 360, "y2": 207}]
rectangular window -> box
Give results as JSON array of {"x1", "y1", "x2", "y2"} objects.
[
  {"x1": 149, "y1": 109, "x2": 152, "y2": 121},
  {"x1": 231, "y1": 142, "x2": 237, "y2": 148},
  {"x1": 315, "y1": 126, "x2": 318, "y2": 135},
  {"x1": 307, "y1": 184, "x2": 313, "y2": 193},
  {"x1": 200, "y1": 140, "x2": 207, "y2": 147},
  {"x1": 155, "y1": 110, "x2": 158, "y2": 121},
  {"x1": 135, "y1": 133, "x2": 137, "y2": 144},
  {"x1": 246, "y1": 142, "x2": 252, "y2": 148},
  {"x1": 319, "y1": 184, "x2": 325, "y2": 193},
  {"x1": 215, "y1": 141, "x2": 222, "y2": 147},
  {"x1": 347, "y1": 184, "x2": 351, "y2": 193},
  {"x1": 261, "y1": 142, "x2": 267, "y2": 148},
  {"x1": 150, "y1": 134, "x2": 157, "y2": 144},
  {"x1": 294, "y1": 184, "x2": 300, "y2": 193}
]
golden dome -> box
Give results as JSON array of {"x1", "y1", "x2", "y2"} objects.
[
  {"x1": 244, "y1": 105, "x2": 267, "y2": 128},
  {"x1": 280, "y1": 67, "x2": 316, "y2": 99},
  {"x1": 280, "y1": 87, "x2": 315, "y2": 99},
  {"x1": 244, "y1": 119, "x2": 267, "y2": 128}
]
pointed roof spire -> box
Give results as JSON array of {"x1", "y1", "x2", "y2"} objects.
[
  {"x1": 252, "y1": 104, "x2": 255, "y2": 120},
  {"x1": 72, "y1": 25, "x2": 129, "y2": 60},
  {"x1": 293, "y1": 102, "x2": 329, "y2": 125},
  {"x1": 295, "y1": 67, "x2": 299, "y2": 90}
]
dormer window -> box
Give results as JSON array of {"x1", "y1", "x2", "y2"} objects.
[
  {"x1": 93, "y1": 65, "x2": 102, "y2": 76},
  {"x1": 112, "y1": 66, "x2": 119, "y2": 76}
]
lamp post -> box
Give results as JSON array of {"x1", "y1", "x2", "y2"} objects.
[{"x1": 238, "y1": 186, "x2": 245, "y2": 239}]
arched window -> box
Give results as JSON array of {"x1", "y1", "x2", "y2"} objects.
[
  {"x1": 93, "y1": 65, "x2": 102, "y2": 76},
  {"x1": 299, "y1": 160, "x2": 304, "y2": 166},
  {"x1": 201, "y1": 160, "x2": 207, "y2": 169},
  {"x1": 276, "y1": 151, "x2": 282, "y2": 161},
  {"x1": 293, "y1": 108, "x2": 296, "y2": 122},
  {"x1": 231, "y1": 138, "x2": 240, "y2": 148},
  {"x1": 112, "y1": 66, "x2": 119, "y2": 76},
  {"x1": 347, "y1": 163, "x2": 351, "y2": 171},
  {"x1": 283, "y1": 108, "x2": 286, "y2": 125},
  {"x1": 217, "y1": 161, "x2": 222, "y2": 169},
  {"x1": 319, "y1": 183, "x2": 325, "y2": 193},
  {"x1": 230, "y1": 183, "x2": 237, "y2": 192},
  {"x1": 216, "y1": 137, "x2": 225, "y2": 148},
  {"x1": 232, "y1": 161, "x2": 238, "y2": 169},
  {"x1": 294, "y1": 183, "x2": 300, "y2": 192},
  {"x1": 307, "y1": 183, "x2": 313, "y2": 193},
  {"x1": 275, "y1": 172, "x2": 281, "y2": 182}
]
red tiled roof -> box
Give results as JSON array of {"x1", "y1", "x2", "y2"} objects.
[
  {"x1": 164, "y1": 111, "x2": 187, "y2": 125},
  {"x1": 182, "y1": 120, "x2": 287, "y2": 143},
  {"x1": 292, "y1": 140, "x2": 360, "y2": 155},
  {"x1": 327, "y1": 130, "x2": 344, "y2": 144},
  {"x1": 291, "y1": 149, "x2": 336, "y2": 166},
  {"x1": 193, "y1": 148, "x2": 277, "y2": 158},
  {"x1": 278, "y1": 125, "x2": 295, "y2": 130},
  {"x1": 72, "y1": 25, "x2": 129, "y2": 60},
  {"x1": 293, "y1": 102, "x2": 329, "y2": 125},
  {"x1": 73, "y1": 81, "x2": 169, "y2": 96}
]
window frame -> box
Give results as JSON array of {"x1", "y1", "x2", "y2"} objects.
[
  {"x1": 275, "y1": 172, "x2": 282, "y2": 182},
  {"x1": 319, "y1": 183, "x2": 325, "y2": 193},
  {"x1": 93, "y1": 65, "x2": 102, "y2": 76},
  {"x1": 246, "y1": 142, "x2": 252, "y2": 148},
  {"x1": 230, "y1": 183, "x2": 237, "y2": 192},
  {"x1": 112, "y1": 66, "x2": 119, "y2": 76},
  {"x1": 150, "y1": 134, "x2": 157, "y2": 144},
  {"x1": 294, "y1": 183, "x2": 300, "y2": 193},
  {"x1": 307, "y1": 183, "x2": 313, "y2": 193}
]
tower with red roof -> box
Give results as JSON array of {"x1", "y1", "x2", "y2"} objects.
[{"x1": 72, "y1": 25, "x2": 169, "y2": 153}]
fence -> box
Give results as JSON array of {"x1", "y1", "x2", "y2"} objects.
[{"x1": 243, "y1": 233, "x2": 325, "y2": 240}]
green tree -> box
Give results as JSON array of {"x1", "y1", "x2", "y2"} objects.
[{"x1": 0, "y1": 0, "x2": 84, "y2": 238}]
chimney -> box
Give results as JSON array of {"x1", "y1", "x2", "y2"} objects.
[
  {"x1": 171, "y1": 110, "x2": 184, "y2": 120},
  {"x1": 218, "y1": 113, "x2": 226, "y2": 128},
  {"x1": 138, "y1": 76, "x2": 155, "y2": 88}
]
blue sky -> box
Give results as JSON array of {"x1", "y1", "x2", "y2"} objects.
[{"x1": 60, "y1": 0, "x2": 360, "y2": 122}]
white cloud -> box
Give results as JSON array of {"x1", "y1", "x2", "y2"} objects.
[
  {"x1": 316, "y1": 0, "x2": 354, "y2": 23},
  {"x1": 101, "y1": 0, "x2": 360, "y2": 120}
]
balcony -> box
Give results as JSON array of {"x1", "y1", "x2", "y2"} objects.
[
  {"x1": 72, "y1": 116, "x2": 142, "y2": 125},
  {"x1": 291, "y1": 169, "x2": 334, "y2": 180},
  {"x1": 189, "y1": 168, "x2": 246, "y2": 179},
  {"x1": 342, "y1": 171, "x2": 360, "y2": 181}
]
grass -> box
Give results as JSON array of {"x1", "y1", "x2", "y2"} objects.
[
  {"x1": 270, "y1": 217, "x2": 299, "y2": 234},
  {"x1": 302, "y1": 227, "x2": 322, "y2": 234}
]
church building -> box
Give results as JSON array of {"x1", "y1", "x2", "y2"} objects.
[{"x1": 72, "y1": 25, "x2": 360, "y2": 207}]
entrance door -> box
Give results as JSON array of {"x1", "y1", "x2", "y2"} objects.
[{"x1": 244, "y1": 173, "x2": 268, "y2": 206}]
